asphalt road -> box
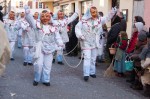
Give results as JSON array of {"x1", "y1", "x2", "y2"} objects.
[{"x1": 0, "y1": 47, "x2": 148, "y2": 99}]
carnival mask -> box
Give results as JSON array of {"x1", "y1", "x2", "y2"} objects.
[
  {"x1": 58, "y1": 11, "x2": 64, "y2": 20},
  {"x1": 90, "y1": 7, "x2": 98, "y2": 19},
  {"x1": 20, "y1": 12, "x2": 25, "y2": 18},
  {"x1": 9, "y1": 11, "x2": 15, "y2": 20},
  {"x1": 41, "y1": 12, "x2": 51, "y2": 25},
  {"x1": 34, "y1": 12, "x2": 39, "y2": 20}
]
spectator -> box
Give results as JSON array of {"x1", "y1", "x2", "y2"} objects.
[
  {"x1": 0, "y1": 6, "x2": 3, "y2": 22},
  {"x1": 106, "y1": 12, "x2": 127, "y2": 62},
  {"x1": 126, "y1": 22, "x2": 144, "y2": 53},
  {"x1": 129, "y1": 31, "x2": 147, "y2": 90},
  {"x1": 113, "y1": 31, "x2": 128, "y2": 77},
  {"x1": 139, "y1": 30, "x2": 150, "y2": 97}
]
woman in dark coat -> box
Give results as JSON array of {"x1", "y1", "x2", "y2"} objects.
[
  {"x1": 105, "y1": 12, "x2": 127, "y2": 62},
  {"x1": 66, "y1": 17, "x2": 79, "y2": 56}
]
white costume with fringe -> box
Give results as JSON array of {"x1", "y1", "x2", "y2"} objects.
[
  {"x1": 16, "y1": 18, "x2": 35, "y2": 63},
  {"x1": 53, "y1": 11, "x2": 79, "y2": 43},
  {"x1": 52, "y1": 10, "x2": 79, "y2": 63},
  {"x1": 4, "y1": 18, "x2": 18, "y2": 59},
  {"x1": 25, "y1": 6, "x2": 63, "y2": 83},
  {"x1": 0, "y1": 21, "x2": 10, "y2": 76},
  {"x1": 75, "y1": 6, "x2": 117, "y2": 76}
]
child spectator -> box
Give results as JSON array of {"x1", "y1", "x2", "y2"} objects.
[{"x1": 114, "y1": 31, "x2": 128, "y2": 77}]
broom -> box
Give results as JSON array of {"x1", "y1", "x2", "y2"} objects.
[{"x1": 104, "y1": 58, "x2": 116, "y2": 77}]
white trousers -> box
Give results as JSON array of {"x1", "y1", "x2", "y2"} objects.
[
  {"x1": 83, "y1": 48, "x2": 98, "y2": 76},
  {"x1": 34, "y1": 52, "x2": 53, "y2": 83},
  {"x1": 10, "y1": 41, "x2": 16, "y2": 58},
  {"x1": 56, "y1": 49, "x2": 63, "y2": 62},
  {"x1": 23, "y1": 47, "x2": 33, "y2": 63}
]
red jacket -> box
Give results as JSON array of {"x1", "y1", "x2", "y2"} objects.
[
  {"x1": 119, "y1": 40, "x2": 128, "y2": 50},
  {"x1": 126, "y1": 31, "x2": 138, "y2": 53},
  {"x1": 113, "y1": 39, "x2": 128, "y2": 50}
]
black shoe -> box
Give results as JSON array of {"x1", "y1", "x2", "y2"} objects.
[
  {"x1": 79, "y1": 57, "x2": 84, "y2": 60},
  {"x1": 23, "y1": 62, "x2": 28, "y2": 66},
  {"x1": 52, "y1": 59, "x2": 55, "y2": 63},
  {"x1": 142, "y1": 84, "x2": 150, "y2": 97},
  {"x1": 130, "y1": 84, "x2": 143, "y2": 90},
  {"x1": 43, "y1": 82, "x2": 50, "y2": 86},
  {"x1": 28, "y1": 63, "x2": 33, "y2": 66},
  {"x1": 84, "y1": 76, "x2": 89, "y2": 81},
  {"x1": 33, "y1": 81, "x2": 38, "y2": 86},
  {"x1": 18, "y1": 47, "x2": 21, "y2": 49},
  {"x1": 58, "y1": 62, "x2": 64, "y2": 65},
  {"x1": 90, "y1": 74, "x2": 96, "y2": 78},
  {"x1": 10, "y1": 58, "x2": 15, "y2": 61},
  {"x1": 126, "y1": 79, "x2": 134, "y2": 83}
]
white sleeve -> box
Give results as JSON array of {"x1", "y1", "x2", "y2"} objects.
[
  {"x1": 67, "y1": 12, "x2": 78, "y2": 24},
  {"x1": 55, "y1": 28, "x2": 63, "y2": 46},
  {"x1": 24, "y1": 6, "x2": 36, "y2": 29},
  {"x1": 101, "y1": 7, "x2": 117, "y2": 25},
  {"x1": 75, "y1": 21, "x2": 84, "y2": 39}
]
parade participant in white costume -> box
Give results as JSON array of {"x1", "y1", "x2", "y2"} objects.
[
  {"x1": 16, "y1": 12, "x2": 34, "y2": 66},
  {"x1": 17, "y1": 12, "x2": 25, "y2": 48},
  {"x1": 4, "y1": 11, "x2": 18, "y2": 60},
  {"x1": 75, "y1": 6, "x2": 117, "y2": 81},
  {"x1": 53, "y1": 10, "x2": 79, "y2": 65},
  {"x1": 33, "y1": 12, "x2": 40, "y2": 23},
  {"x1": 25, "y1": 6, "x2": 63, "y2": 86},
  {"x1": 0, "y1": 21, "x2": 10, "y2": 76}
]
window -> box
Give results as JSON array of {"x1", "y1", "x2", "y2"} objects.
[
  {"x1": 61, "y1": 4, "x2": 69, "y2": 16},
  {"x1": 19, "y1": 1, "x2": 23, "y2": 8},
  {"x1": 38, "y1": 2, "x2": 43, "y2": 9},
  {"x1": 81, "y1": 0, "x2": 93, "y2": 15}
]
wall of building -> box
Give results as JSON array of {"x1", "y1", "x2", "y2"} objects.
[
  {"x1": 9, "y1": 0, "x2": 50, "y2": 15},
  {"x1": 43, "y1": 2, "x2": 53, "y2": 12},
  {"x1": 93, "y1": 0, "x2": 112, "y2": 29},
  {"x1": 133, "y1": 1, "x2": 144, "y2": 17},
  {"x1": 144, "y1": 0, "x2": 150, "y2": 28},
  {"x1": 120, "y1": 0, "x2": 133, "y2": 38}
]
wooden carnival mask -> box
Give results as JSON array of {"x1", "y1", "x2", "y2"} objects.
[
  {"x1": 9, "y1": 11, "x2": 15, "y2": 20},
  {"x1": 40, "y1": 10, "x2": 51, "y2": 25},
  {"x1": 34, "y1": 12, "x2": 39, "y2": 20},
  {"x1": 58, "y1": 11, "x2": 64, "y2": 20},
  {"x1": 90, "y1": 7, "x2": 98, "y2": 19}
]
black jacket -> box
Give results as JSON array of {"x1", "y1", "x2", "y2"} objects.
[
  {"x1": 0, "y1": 11, "x2": 3, "y2": 22},
  {"x1": 107, "y1": 19, "x2": 127, "y2": 45}
]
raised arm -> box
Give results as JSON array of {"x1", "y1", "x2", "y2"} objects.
[
  {"x1": 67, "y1": 9, "x2": 79, "y2": 24},
  {"x1": 24, "y1": 6, "x2": 36, "y2": 29},
  {"x1": 101, "y1": 7, "x2": 118, "y2": 25}
]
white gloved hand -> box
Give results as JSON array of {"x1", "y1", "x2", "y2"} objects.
[
  {"x1": 80, "y1": 35, "x2": 85, "y2": 40},
  {"x1": 112, "y1": 6, "x2": 118, "y2": 12},
  {"x1": 24, "y1": 5, "x2": 30, "y2": 14}
]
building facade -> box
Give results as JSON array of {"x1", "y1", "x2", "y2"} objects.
[
  {"x1": 7, "y1": 0, "x2": 50, "y2": 15},
  {"x1": 51, "y1": 0, "x2": 150, "y2": 37},
  {"x1": 143, "y1": 0, "x2": 150, "y2": 28}
]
